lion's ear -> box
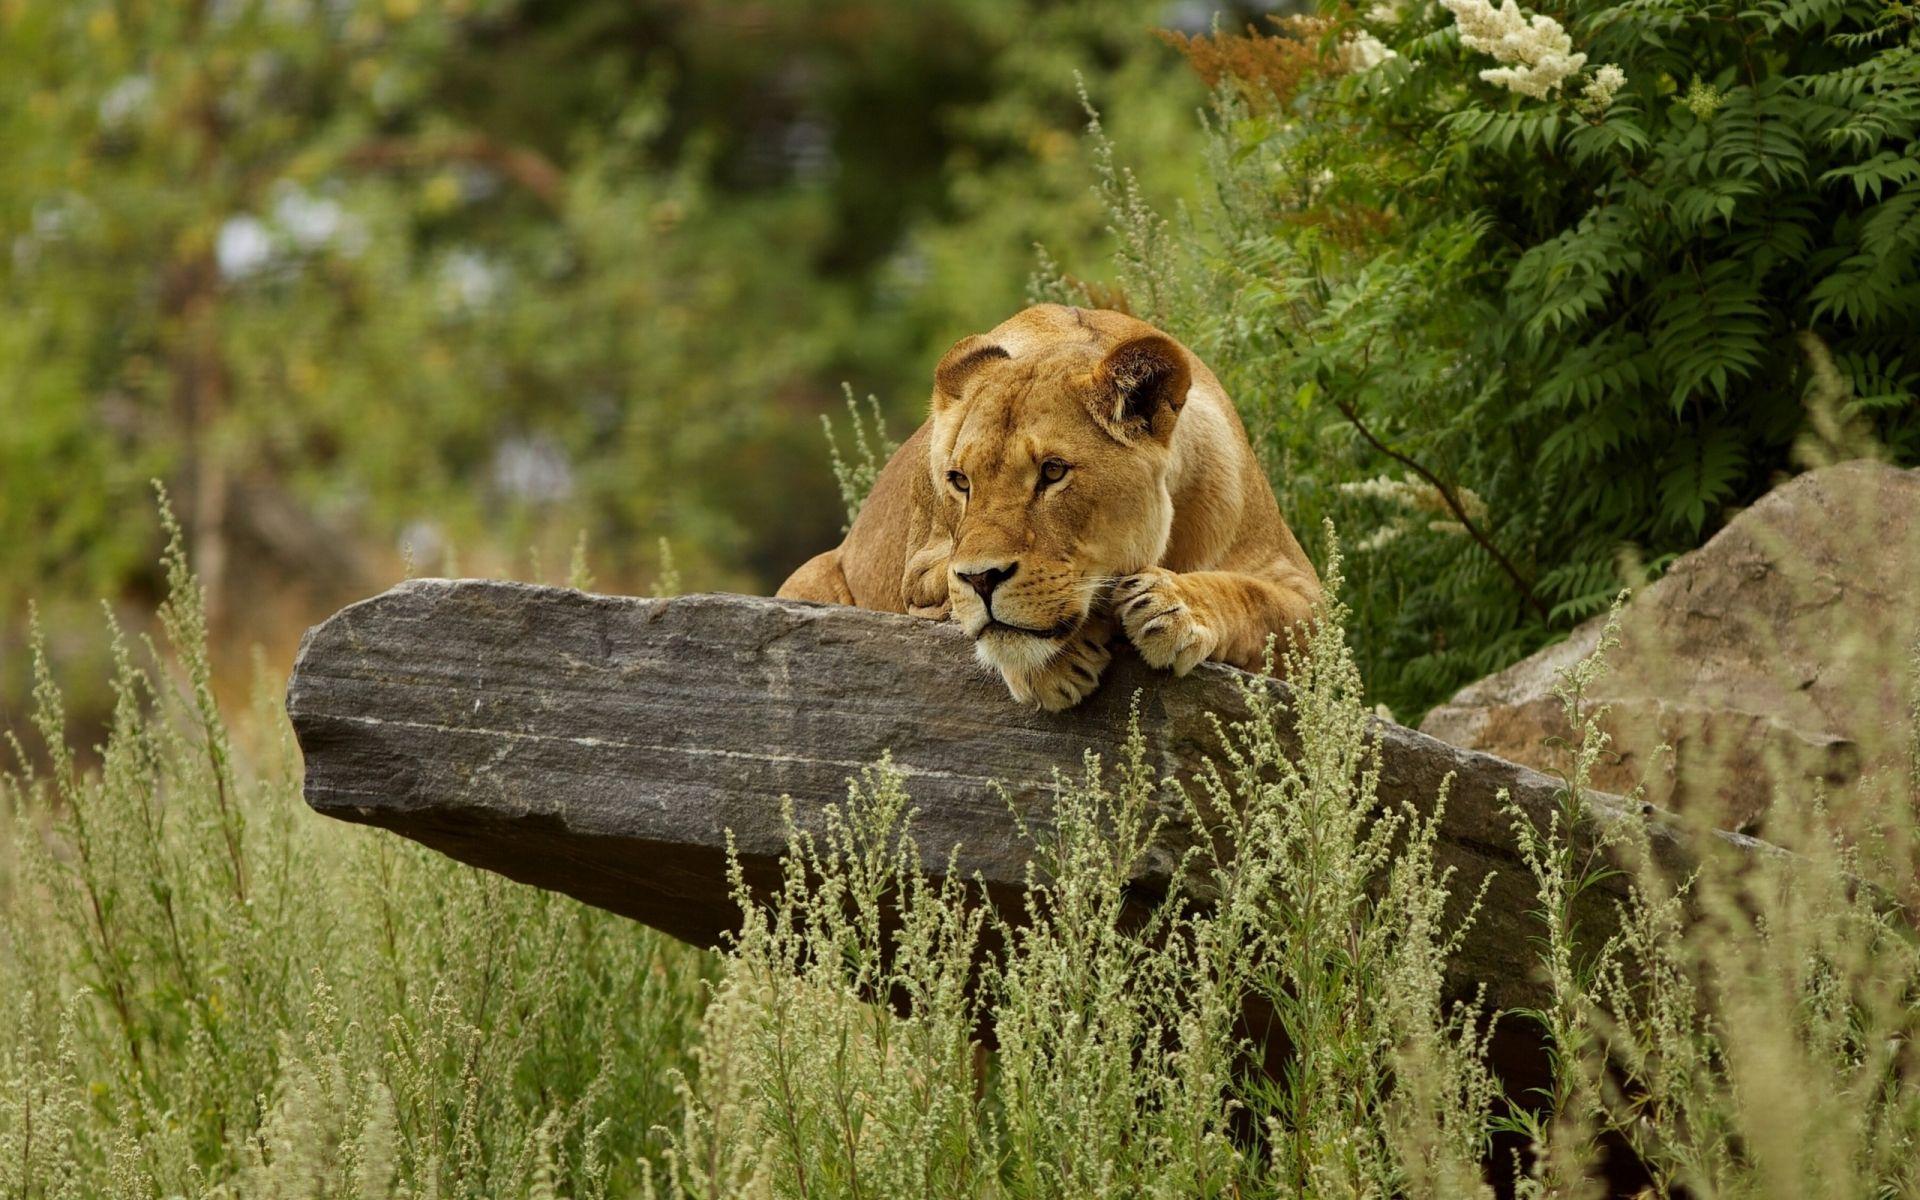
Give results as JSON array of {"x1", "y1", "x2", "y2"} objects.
[
  {"x1": 932, "y1": 335, "x2": 1009, "y2": 408},
  {"x1": 1095, "y1": 334, "x2": 1190, "y2": 441}
]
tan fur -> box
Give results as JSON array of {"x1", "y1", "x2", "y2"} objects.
[{"x1": 777, "y1": 304, "x2": 1321, "y2": 710}]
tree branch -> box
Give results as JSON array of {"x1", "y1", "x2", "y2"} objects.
[{"x1": 1333, "y1": 398, "x2": 1552, "y2": 623}]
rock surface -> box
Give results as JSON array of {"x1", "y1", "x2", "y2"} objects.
[
  {"x1": 1422, "y1": 461, "x2": 1920, "y2": 833},
  {"x1": 288, "y1": 582, "x2": 1767, "y2": 1019}
]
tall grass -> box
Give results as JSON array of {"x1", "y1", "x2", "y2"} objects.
[
  {"x1": 651, "y1": 545, "x2": 1499, "y2": 1197},
  {"x1": 1, "y1": 506, "x2": 713, "y2": 1198},
  {"x1": 647, "y1": 552, "x2": 1920, "y2": 1196},
  {"x1": 1502, "y1": 617, "x2": 1920, "y2": 1198},
  {"x1": 5, "y1": 515, "x2": 1918, "y2": 1196}
]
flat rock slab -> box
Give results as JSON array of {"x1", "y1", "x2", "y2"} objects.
[{"x1": 287, "y1": 581, "x2": 1763, "y2": 1015}]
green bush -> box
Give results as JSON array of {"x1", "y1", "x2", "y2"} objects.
[{"x1": 1054, "y1": 0, "x2": 1920, "y2": 718}]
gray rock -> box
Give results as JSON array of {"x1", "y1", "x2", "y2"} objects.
[
  {"x1": 288, "y1": 582, "x2": 1767, "y2": 1021},
  {"x1": 1422, "y1": 461, "x2": 1920, "y2": 833}
]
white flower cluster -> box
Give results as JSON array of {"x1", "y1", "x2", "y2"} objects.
[
  {"x1": 1439, "y1": 0, "x2": 1586, "y2": 98},
  {"x1": 1357, "y1": 525, "x2": 1406, "y2": 553},
  {"x1": 1338, "y1": 473, "x2": 1488, "y2": 550},
  {"x1": 1341, "y1": 31, "x2": 1399, "y2": 73},
  {"x1": 1337, "y1": 473, "x2": 1486, "y2": 519},
  {"x1": 1365, "y1": 0, "x2": 1405, "y2": 26},
  {"x1": 1581, "y1": 63, "x2": 1628, "y2": 112},
  {"x1": 1339, "y1": 474, "x2": 1425, "y2": 504},
  {"x1": 1684, "y1": 77, "x2": 1726, "y2": 119}
]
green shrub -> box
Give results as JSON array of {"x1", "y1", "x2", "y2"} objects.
[{"x1": 1053, "y1": 0, "x2": 1920, "y2": 718}]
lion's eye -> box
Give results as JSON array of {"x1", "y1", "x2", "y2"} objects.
[
  {"x1": 1039, "y1": 459, "x2": 1070, "y2": 486},
  {"x1": 946, "y1": 470, "x2": 969, "y2": 493}
]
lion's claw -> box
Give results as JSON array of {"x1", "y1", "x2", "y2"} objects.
[{"x1": 1115, "y1": 570, "x2": 1213, "y2": 675}]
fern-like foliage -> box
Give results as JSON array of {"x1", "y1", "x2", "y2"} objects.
[{"x1": 1131, "y1": 0, "x2": 1919, "y2": 718}]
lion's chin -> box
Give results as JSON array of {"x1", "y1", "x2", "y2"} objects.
[
  {"x1": 969, "y1": 617, "x2": 1081, "y2": 675},
  {"x1": 973, "y1": 631, "x2": 1063, "y2": 675}
]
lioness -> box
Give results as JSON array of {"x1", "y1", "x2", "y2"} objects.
[{"x1": 779, "y1": 304, "x2": 1320, "y2": 710}]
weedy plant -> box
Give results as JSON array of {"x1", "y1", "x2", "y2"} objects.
[
  {"x1": 647, "y1": 539, "x2": 1504, "y2": 1198},
  {"x1": 0, "y1": 500, "x2": 714, "y2": 1199},
  {"x1": 6, "y1": 512, "x2": 1920, "y2": 1196},
  {"x1": 821, "y1": 385, "x2": 900, "y2": 531},
  {"x1": 653, "y1": 591, "x2": 1920, "y2": 1198},
  {"x1": 1496, "y1": 605, "x2": 1920, "y2": 1197}
]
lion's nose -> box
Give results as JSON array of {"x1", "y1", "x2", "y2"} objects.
[{"x1": 955, "y1": 561, "x2": 1017, "y2": 601}]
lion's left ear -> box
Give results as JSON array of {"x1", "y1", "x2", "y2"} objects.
[{"x1": 1094, "y1": 334, "x2": 1190, "y2": 442}]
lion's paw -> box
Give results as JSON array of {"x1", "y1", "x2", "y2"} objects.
[
  {"x1": 1114, "y1": 570, "x2": 1215, "y2": 675},
  {"x1": 1001, "y1": 625, "x2": 1114, "y2": 711}
]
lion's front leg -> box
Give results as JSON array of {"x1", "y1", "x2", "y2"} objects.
[
  {"x1": 1114, "y1": 567, "x2": 1317, "y2": 675},
  {"x1": 997, "y1": 617, "x2": 1117, "y2": 711}
]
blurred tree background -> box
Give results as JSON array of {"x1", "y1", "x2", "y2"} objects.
[
  {"x1": 6, "y1": 0, "x2": 1913, "y2": 732},
  {"x1": 0, "y1": 0, "x2": 1237, "y2": 726}
]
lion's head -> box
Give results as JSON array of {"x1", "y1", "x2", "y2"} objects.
[{"x1": 926, "y1": 328, "x2": 1192, "y2": 676}]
